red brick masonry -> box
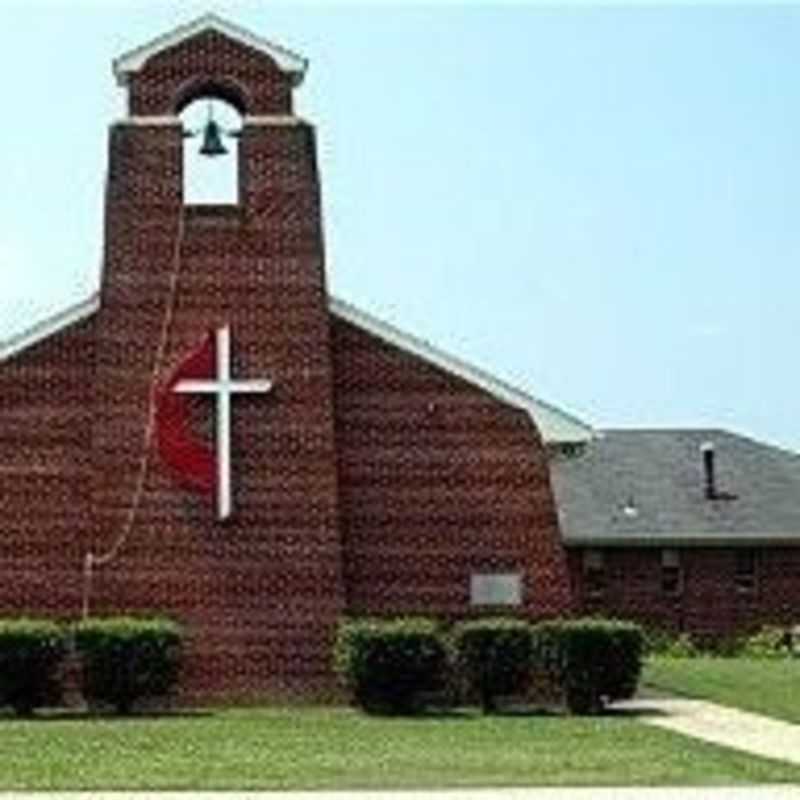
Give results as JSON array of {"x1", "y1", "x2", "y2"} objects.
[
  {"x1": 4, "y1": 22, "x2": 797, "y2": 701},
  {"x1": 570, "y1": 547, "x2": 800, "y2": 643},
  {"x1": 0, "y1": 27, "x2": 571, "y2": 701}
]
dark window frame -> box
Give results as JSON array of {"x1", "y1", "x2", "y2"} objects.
[
  {"x1": 660, "y1": 548, "x2": 683, "y2": 597},
  {"x1": 583, "y1": 549, "x2": 606, "y2": 598},
  {"x1": 735, "y1": 549, "x2": 758, "y2": 595}
]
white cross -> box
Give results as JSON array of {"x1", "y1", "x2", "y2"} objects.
[{"x1": 173, "y1": 325, "x2": 273, "y2": 521}]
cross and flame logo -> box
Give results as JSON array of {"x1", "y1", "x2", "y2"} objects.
[{"x1": 155, "y1": 326, "x2": 273, "y2": 520}]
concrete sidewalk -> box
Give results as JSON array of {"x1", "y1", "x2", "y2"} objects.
[
  {"x1": 618, "y1": 697, "x2": 800, "y2": 766},
  {"x1": 2, "y1": 790, "x2": 800, "y2": 799},
  {"x1": 1, "y1": 791, "x2": 800, "y2": 800}
]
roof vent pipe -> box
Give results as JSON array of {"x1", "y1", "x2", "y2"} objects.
[{"x1": 700, "y1": 441, "x2": 717, "y2": 500}]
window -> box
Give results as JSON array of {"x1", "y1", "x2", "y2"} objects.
[
  {"x1": 661, "y1": 549, "x2": 683, "y2": 596},
  {"x1": 470, "y1": 573, "x2": 522, "y2": 607},
  {"x1": 583, "y1": 549, "x2": 606, "y2": 597},
  {"x1": 735, "y1": 549, "x2": 758, "y2": 594}
]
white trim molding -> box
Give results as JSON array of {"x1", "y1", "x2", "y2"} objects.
[
  {"x1": 329, "y1": 297, "x2": 595, "y2": 444},
  {"x1": 0, "y1": 293, "x2": 100, "y2": 364},
  {"x1": 116, "y1": 115, "x2": 305, "y2": 128},
  {"x1": 116, "y1": 116, "x2": 182, "y2": 127},
  {"x1": 243, "y1": 115, "x2": 306, "y2": 127},
  {"x1": 113, "y1": 13, "x2": 308, "y2": 88}
]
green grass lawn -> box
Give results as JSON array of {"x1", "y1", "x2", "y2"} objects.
[
  {"x1": 644, "y1": 657, "x2": 800, "y2": 724},
  {"x1": 2, "y1": 707, "x2": 800, "y2": 789}
]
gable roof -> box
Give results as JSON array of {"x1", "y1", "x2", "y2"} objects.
[
  {"x1": 113, "y1": 13, "x2": 308, "y2": 87},
  {"x1": 330, "y1": 297, "x2": 594, "y2": 445},
  {"x1": 551, "y1": 428, "x2": 800, "y2": 546},
  {"x1": 0, "y1": 293, "x2": 100, "y2": 364},
  {"x1": 0, "y1": 291, "x2": 593, "y2": 445}
]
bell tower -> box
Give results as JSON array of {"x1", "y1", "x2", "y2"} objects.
[{"x1": 92, "y1": 15, "x2": 345, "y2": 699}]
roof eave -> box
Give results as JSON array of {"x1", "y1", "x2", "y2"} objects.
[
  {"x1": 329, "y1": 296, "x2": 595, "y2": 445},
  {"x1": 0, "y1": 292, "x2": 100, "y2": 364}
]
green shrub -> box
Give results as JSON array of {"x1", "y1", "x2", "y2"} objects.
[
  {"x1": 740, "y1": 625, "x2": 792, "y2": 659},
  {"x1": 452, "y1": 618, "x2": 533, "y2": 713},
  {"x1": 74, "y1": 616, "x2": 183, "y2": 714},
  {"x1": 0, "y1": 618, "x2": 66, "y2": 715},
  {"x1": 334, "y1": 618, "x2": 449, "y2": 714},
  {"x1": 708, "y1": 635, "x2": 743, "y2": 658},
  {"x1": 641, "y1": 626, "x2": 678, "y2": 657},
  {"x1": 642, "y1": 627, "x2": 711, "y2": 658},
  {"x1": 532, "y1": 618, "x2": 644, "y2": 715},
  {"x1": 661, "y1": 632, "x2": 702, "y2": 658}
]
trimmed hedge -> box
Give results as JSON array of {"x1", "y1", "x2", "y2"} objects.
[
  {"x1": 334, "y1": 617, "x2": 449, "y2": 714},
  {"x1": 740, "y1": 625, "x2": 794, "y2": 659},
  {"x1": 0, "y1": 618, "x2": 66, "y2": 715},
  {"x1": 74, "y1": 616, "x2": 183, "y2": 714},
  {"x1": 533, "y1": 618, "x2": 644, "y2": 714},
  {"x1": 452, "y1": 618, "x2": 533, "y2": 713}
]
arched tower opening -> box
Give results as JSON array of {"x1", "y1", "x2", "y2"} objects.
[{"x1": 180, "y1": 95, "x2": 242, "y2": 206}]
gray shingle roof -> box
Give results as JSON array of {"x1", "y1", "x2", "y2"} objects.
[{"x1": 550, "y1": 429, "x2": 800, "y2": 546}]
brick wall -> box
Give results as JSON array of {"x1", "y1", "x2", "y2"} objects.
[
  {"x1": 0, "y1": 320, "x2": 95, "y2": 617},
  {"x1": 0, "y1": 23, "x2": 572, "y2": 704},
  {"x1": 330, "y1": 317, "x2": 574, "y2": 621},
  {"x1": 570, "y1": 546, "x2": 800, "y2": 640},
  {"x1": 4, "y1": 21, "x2": 797, "y2": 703},
  {"x1": 88, "y1": 108, "x2": 344, "y2": 700},
  {"x1": 127, "y1": 30, "x2": 294, "y2": 117}
]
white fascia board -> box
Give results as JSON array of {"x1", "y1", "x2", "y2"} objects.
[
  {"x1": 329, "y1": 296, "x2": 594, "y2": 444},
  {"x1": 0, "y1": 293, "x2": 100, "y2": 364},
  {"x1": 113, "y1": 13, "x2": 308, "y2": 87}
]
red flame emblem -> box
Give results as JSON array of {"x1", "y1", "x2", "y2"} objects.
[{"x1": 155, "y1": 333, "x2": 216, "y2": 496}]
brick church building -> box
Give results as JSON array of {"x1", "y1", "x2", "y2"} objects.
[{"x1": 1, "y1": 15, "x2": 798, "y2": 700}]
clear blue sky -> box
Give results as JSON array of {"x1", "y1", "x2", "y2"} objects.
[{"x1": 1, "y1": 2, "x2": 798, "y2": 451}]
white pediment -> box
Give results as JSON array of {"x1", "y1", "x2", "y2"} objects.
[{"x1": 113, "y1": 13, "x2": 308, "y2": 87}]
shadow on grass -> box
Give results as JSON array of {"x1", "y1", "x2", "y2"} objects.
[
  {"x1": 1, "y1": 702, "x2": 662, "y2": 723},
  {"x1": 641, "y1": 680, "x2": 704, "y2": 701},
  {"x1": 491, "y1": 706, "x2": 564, "y2": 718},
  {"x1": 604, "y1": 704, "x2": 670, "y2": 719},
  {"x1": 359, "y1": 704, "x2": 566, "y2": 721},
  {"x1": 0, "y1": 708, "x2": 216, "y2": 723}
]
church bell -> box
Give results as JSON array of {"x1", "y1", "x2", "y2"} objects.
[{"x1": 199, "y1": 118, "x2": 228, "y2": 157}]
